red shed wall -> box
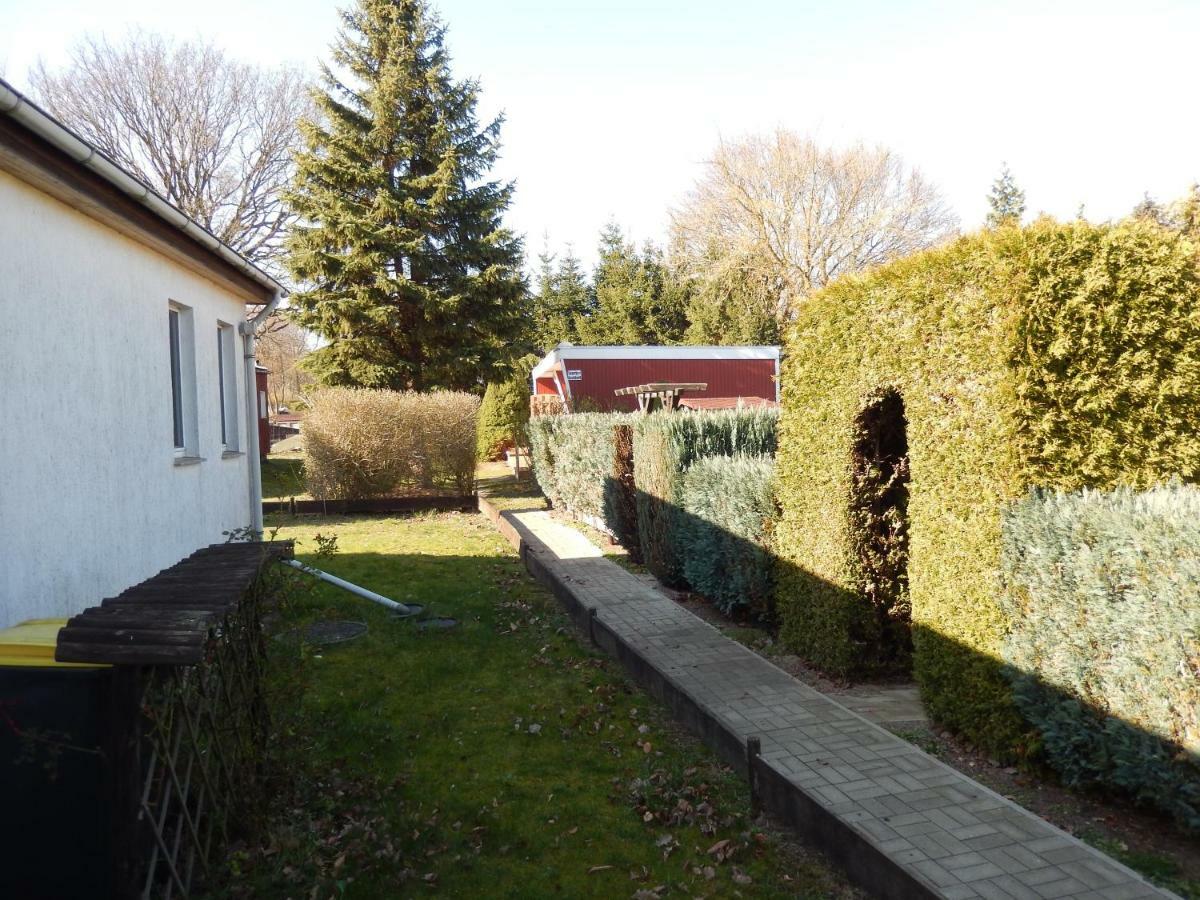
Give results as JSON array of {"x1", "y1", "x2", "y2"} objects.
[
  {"x1": 563, "y1": 358, "x2": 776, "y2": 412},
  {"x1": 256, "y1": 368, "x2": 271, "y2": 457}
]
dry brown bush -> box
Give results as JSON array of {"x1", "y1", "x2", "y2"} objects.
[{"x1": 304, "y1": 388, "x2": 479, "y2": 499}]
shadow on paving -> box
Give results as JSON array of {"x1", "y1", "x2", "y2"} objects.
[{"x1": 483, "y1": 488, "x2": 1187, "y2": 900}]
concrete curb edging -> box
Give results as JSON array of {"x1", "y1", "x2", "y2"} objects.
[{"x1": 478, "y1": 494, "x2": 1177, "y2": 900}]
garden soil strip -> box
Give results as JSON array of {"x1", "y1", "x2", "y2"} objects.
[{"x1": 479, "y1": 494, "x2": 1178, "y2": 900}]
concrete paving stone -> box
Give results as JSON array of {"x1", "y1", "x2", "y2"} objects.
[
  {"x1": 1015, "y1": 868, "x2": 1073, "y2": 888},
  {"x1": 912, "y1": 858, "x2": 965, "y2": 888},
  {"x1": 976, "y1": 875, "x2": 1042, "y2": 899},
  {"x1": 941, "y1": 851, "x2": 991, "y2": 871},
  {"x1": 955, "y1": 861, "x2": 1009, "y2": 883},
  {"x1": 1031, "y1": 877, "x2": 1088, "y2": 899},
  {"x1": 940, "y1": 884, "x2": 986, "y2": 900}
]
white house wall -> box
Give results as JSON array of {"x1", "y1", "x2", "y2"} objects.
[{"x1": 0, "y1": 170, "x2": 254, "y2": 627}]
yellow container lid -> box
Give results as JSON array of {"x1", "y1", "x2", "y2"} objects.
[{"x1": 0, "y1": 619, "x2": 108, "y2": 669}]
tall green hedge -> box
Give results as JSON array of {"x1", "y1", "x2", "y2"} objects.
[
  {"x1": 775, "y1": 219, "x2": 1200, "y2": 755},
  {"x1": 634, "y1": 408, "x2": 778, "y2": 586},
  {"x1": 679, "y1": 454, "x2": 777, "y2": 619},
  {"x1": 999, "y1": 484, "x2": 1200, "y2": 829}
]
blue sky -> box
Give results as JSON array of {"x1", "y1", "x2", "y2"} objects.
[{"x1": 2, "y1": 0, "x2": 1197, "y2": 267}]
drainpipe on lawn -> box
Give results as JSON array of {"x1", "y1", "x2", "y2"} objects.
[{"x1": 241, "y1": 290, "x2": 284, "y2": 537}]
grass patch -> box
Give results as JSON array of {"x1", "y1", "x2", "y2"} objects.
[
  {"x1": 209, "y1": 512, "x2": 854, "y2": 898},
  {"x1": 261, "y1": 455, "x2": 308, "y2": 500},
  {"x1": 1078, "y1": 831, "x2": 1200, "y2": 899}
]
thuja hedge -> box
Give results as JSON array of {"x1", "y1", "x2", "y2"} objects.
[
  {"x1": 634, "y1": 408, "x2": 778, "y2": 586},
  {"x1": 1000, "y1": 485, "x2": 1200, "y2": 829},
  {"x1": 476, "y1": 354, "x2": 538, "y2": 461},
  {"x1": 679, "y1": 454, "x2": 777, "y2": 619},
  {"x1": 527, "y1": 412, "x2": 634, "y2": 526},
  {"x1": 526, "y1": 414, "x2": 564, "y2": 506},
  {"x1": 775, "y1": 219, "x2": 1200, "y2": 755}
]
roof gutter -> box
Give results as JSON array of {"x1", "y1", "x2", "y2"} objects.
[{"x1": 0, "y1": 78, "x2": 286, "y2": 300}]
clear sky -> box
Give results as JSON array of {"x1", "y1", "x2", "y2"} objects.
[{"x1": 2, "y1": 0, "x2": 1197, "y2": 267}]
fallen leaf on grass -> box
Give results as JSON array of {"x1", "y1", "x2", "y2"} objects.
[
  {"x1": 732, "y1": 867, "x2": 752, "y2": 885},
  {"x1": 588, "y1": 865, "x2": 614, "y2": 874},
  {"x1": 706, "y1": 839, "x2": 735, "y2": 863}
]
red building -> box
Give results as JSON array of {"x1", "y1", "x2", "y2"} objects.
[
  {"x1": 255, "y1": 365, "x2": 272, "y2": 457},
  {"x1": 531, "y1": 344, "x2": 780, "y2": 413}
]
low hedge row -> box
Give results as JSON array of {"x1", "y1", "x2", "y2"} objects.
[
  {"x1": 603, "y1": 423, "x2": 640, "y2": 559},
  {"x1": 304, "y1": 388, "x2": 479, "y2": 498},
  {"x1": 552, "y1": 413, "x2": 633, "y2": 524},
  {"x1": 634, "y1": 408, "x2": 779, "y2": 586},
  {"x1": 1000, "y1": 484, "x2": 1200, "y2": 829},
  {"x1": 679, "y1": 454, "x2": 777, "y2": 619},
  {"x1": 526, "y1": 414, "x2": 564, "y2": 507},
  {"x1": 527, "y1": 412, "x2": 634, "y2": 527}
]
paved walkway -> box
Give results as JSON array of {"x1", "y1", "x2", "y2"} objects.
[{"x1": 481, "y1": 496, "x2": 1176, "y2": 900}]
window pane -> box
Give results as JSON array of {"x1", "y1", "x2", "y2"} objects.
[
  {"x1": 169, "y1": 309, "x2": 184, "y2": 448},
  {"x1": 218, "y1": 327, "x2": 227, "y2": 445}
]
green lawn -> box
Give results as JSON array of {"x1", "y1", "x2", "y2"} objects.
[
  {"x1": 211, "y1": 511, "x2": 856, "y2": 898},
  {"x1": 260, "y1": 455, "x2": 308, "y2": 500}
]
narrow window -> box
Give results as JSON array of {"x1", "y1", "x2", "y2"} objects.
[
  {"x1": 169, "y1": 309, "x2": 184, "y2": 449},
  {"x1": 217, "y1": 323, "x2": 239, "y2": 451},
  {"x1": 217, "y1": 327, "x2": 227, "y2": 445},
  {"x1": 169, "y1": 302, "x2": 199, "y2": 458}
]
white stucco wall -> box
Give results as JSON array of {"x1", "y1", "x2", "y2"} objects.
[{"x1": 0, "y1": 170, "x2": 256, "y2": 627}]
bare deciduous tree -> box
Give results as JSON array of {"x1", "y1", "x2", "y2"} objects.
[
  {"x1": 30, "y1": 32, "x2": 309, "y2": 271},
  {"x1": 671, "y1": 131, "x2": 958, "y2": 318},
  {"x1": 256, "y1": 320, "x2": 313, "y2": 413}
]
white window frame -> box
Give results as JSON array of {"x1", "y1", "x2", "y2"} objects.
[
  {"x1": 217, "y1": 322, "x2": 239, "y2": 452},
  {"x1": 168, "y1": 302, "x2": 199, "y2": 458}
]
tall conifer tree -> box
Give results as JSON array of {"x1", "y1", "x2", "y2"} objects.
[
  {"x1": 576, "y1": 224, "x2": 688, "y2": 345},
  {"x1": 531, "y1": 247, "x2": 593, "y2": 352},
  {"x1": 985, "y1": 164, "x2": 1026, "y2": 228},
  {"x1": 285, "y1": 0, "x2": 527, "y2": 390}
]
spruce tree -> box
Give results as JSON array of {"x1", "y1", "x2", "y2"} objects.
[
  {"x1": 285, "y1": 0, "x2": 527, "y2": 390},
  {"x1": 985, "y1": 164, "x2": 1026, "y2": 228},
  {"x1": 576, "y1": 223, "x2": 688, "y2": 345},
  {"x1": 531, "y1": 246, "x2": 593, "y2": 352}
]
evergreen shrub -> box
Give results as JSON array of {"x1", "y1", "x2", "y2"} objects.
[
  {"x1": 526, "y1": 415, "x2": 563, "y2": 506},
  {"x1": 679, "y1": 455, "x2": 777, "y2": 618},
  {"x1": 634, "y1": 408, "x2": 778, "y2": 586},
  {"x1": 776, "y1": 219, "x2": 1200, "y2": 754},
  {"x1": 476, "y1": 355, "x2": 537, "y2": 461},
  {"x1": 1000, "y1": 485, "x2": 1200, "y2": 829},
  {"x1": 304, "y1": 388, "x2": 479, "y2": 499},
  {"x1": 550, "y1": 413, "x2": 633, "y2": 523},
  {"x1": 603, "y1": 424, "x2": 641, "y2": 559}
]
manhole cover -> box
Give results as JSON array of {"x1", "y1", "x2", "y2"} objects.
[
  {"x1": 303, "y1": 620, "x2": 368, "y2": 645},
  {"x1": 416, "y1": 617, "x2": 458, "y2": 631}
]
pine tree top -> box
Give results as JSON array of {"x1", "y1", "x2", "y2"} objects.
[{"x1": 986, "y1": 164, "x2": 1026, "y2": 228}]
